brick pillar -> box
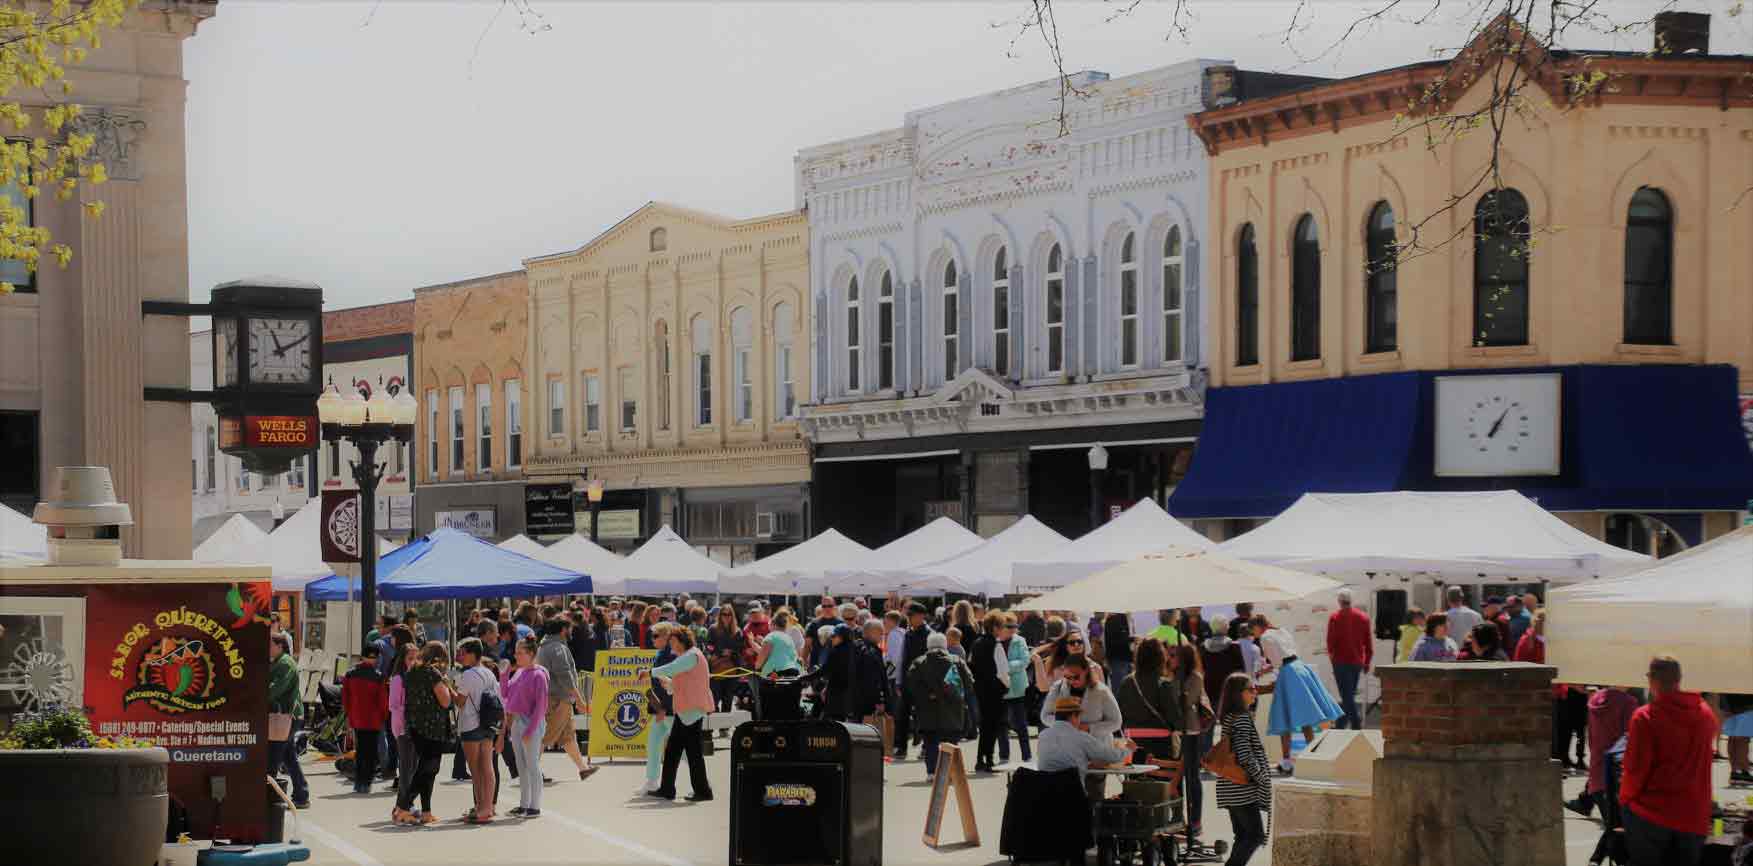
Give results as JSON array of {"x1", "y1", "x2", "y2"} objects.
[{"x1": 1371, "y1": 662, "x2": 1563, "y2": 866}]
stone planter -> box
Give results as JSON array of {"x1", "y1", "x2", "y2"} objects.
[{"x1": 0, "y1": 747, "x2": 169, "y2": 866}]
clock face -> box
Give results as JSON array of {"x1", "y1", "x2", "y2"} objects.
[
  {"x1": 214, "y1": 318, "x2": 238, "y2": 388},
  {"x1": 248, "y1": 317, "x2": 314, "y2": 385},
  {"x1": 1434, "y1": 373, "x2": 1562, "y2": 477}
]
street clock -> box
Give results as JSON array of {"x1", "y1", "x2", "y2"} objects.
[{"x1": 207, "y1": 278, "x2": 325, "y2": 473}]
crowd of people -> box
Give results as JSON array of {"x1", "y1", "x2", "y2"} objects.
[{"x1": 275, "y1": 586, "x2": 1751, "y2": 866}]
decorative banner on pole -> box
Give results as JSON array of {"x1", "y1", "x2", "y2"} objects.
[
  {"x1": 320, "y1": 490, "x2": 361, "y2": 563},
  {"x1": 586, "y1": 647, "x2": 658, "y2": 760}
]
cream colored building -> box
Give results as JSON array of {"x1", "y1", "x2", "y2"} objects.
[
  {"x1": 0, "y1": 1, "x2": 214, "y2": 557},
  {"x1": 523, "y1": 203, "x2": 811, "y2": 560},
  {"x1": 1171, "y1": 13, "x2": 1753, "y2": 550}
]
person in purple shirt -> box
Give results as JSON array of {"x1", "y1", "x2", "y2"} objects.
[{"x1": 497, "y1": 637, "x2": 550, "y2": 818}]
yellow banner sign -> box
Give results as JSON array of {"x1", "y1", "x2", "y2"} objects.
[{"x1": 587, "y1": 648, "x2": 657, "y2": 760}]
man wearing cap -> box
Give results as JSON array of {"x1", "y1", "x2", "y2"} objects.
[
  {"x1": 1038, "y1": 692, "x2": 1134, "y2": 800},
  {"x1": 894, "y1": 602, "x2": 933, "y2": 759},
  {"x1": 1482, "y1": 596, "x2": 1512, "y2": 650}
]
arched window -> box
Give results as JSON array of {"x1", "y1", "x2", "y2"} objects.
[
  {"x1": 773, "y1": 302, "x2": 796, "y2": 420},
  {"x1": 649, "y1": 227, "x2": 667, "y2": 252},
  {"x1": 846, "y1": 275, "x2": 861, "y2": 392},
  {"x1": 943, "y1": 260, "x2": 960, "y2": 379},
  {"x1": 1046, "y1": 243, "x2": 1066, "y2": 374},
  {"x1": 1162, "y1": 227, "x2": 1183, "y2": 364},
  {"x1": 1365, "y1": 202, "x2": 1398, "y2": 353},
  {"x1": 1290, "y1": 214, "x2": 1321, "y2": 361},
  {"x1": 1119, "y1": 232, "x2": 1139, "y2": 367},
  {"x1": 653, "y1": 320, "x2": 671, "y2": 431},
  {"x1": 1624, "y1": 187, "x2": 1673, "y2": 345},
  {"x1": 1236, "y1": 224, "x2": 1259, "y2": 366},
  {"x1": 690, "y1": 314, "x2": 712, "y2": 426},
  {"x1": 1473, "y1": 189, "x2": 1531, "y2": 347},
  {"x1": 992, "y1": 247, "x2": 1011, "y2": 377},
  {"x1": 731, "y1": 306, "x2": 753, "y2": 423},
  {"x1": 878, "y1": 271, "x2": 894, "y2": 390}
]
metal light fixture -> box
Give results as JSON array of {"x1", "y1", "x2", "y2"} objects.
[
  {"x1": 319, "y1": 378, "x2": 416, "y2": 652},
  {"x1": 1087, "y1": 442, "x2": 1109, "y2": 471},
  {"x1": 586, "y1": 477, "x2": 605, "y2": 545}
]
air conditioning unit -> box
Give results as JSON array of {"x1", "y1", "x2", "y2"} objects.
[{"x1": 755, "y1": 511, "x2": 775, "y2": 539}]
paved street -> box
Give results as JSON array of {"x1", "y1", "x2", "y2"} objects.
[{"x1": 285, "y1": 738, "x2": 1749, "y2": 866}]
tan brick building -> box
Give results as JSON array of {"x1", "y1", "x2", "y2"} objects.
[{"x1": 411, "y1": 270, "x2": 529, "y2": 539}]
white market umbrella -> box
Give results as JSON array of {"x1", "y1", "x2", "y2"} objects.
[
  {"x1": 902, "y1": 515, "x2": 1071, "y2": 597},
  {"x1": 618, "y1": 525, "x2": 721, "y2": 595},
  {"x1": 1017, "y1": 547, "x2": 1344, "y2": 612},
  {"x1": 720, "y1": 529, "x2": 873, "y2": 595},
  {"x1": 496, "y1": 534, "x2": 547, "y2": 558},
  {"x1": 1011, "y1": 498, "x2": 1213, "y2": 594},
  {"x1": 1217, "y1": 491, "x2": 1650, "y2": 582},
  {"x1": 1, "y1": 502, "x2": 47, "y2": 560},
  {"x1": 825, "y1": 517, "x2": 984, "y2": 595},
  {"x1": 194, "y1": 513, "x2": 271, "y2": 565},
  {"x1": 539, "y1": 534, "x2": 627, "y2": 596},
  {"x1": 1547, "y1": 525, "x2": 1753, "y2": 694}
]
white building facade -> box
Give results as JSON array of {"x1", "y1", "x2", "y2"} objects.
[{"x1": 798, "y1": 61, "x2": 1319, "y2": 543}]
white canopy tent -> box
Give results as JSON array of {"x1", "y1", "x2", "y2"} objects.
[
  {"x1": 193, "y1": 513, "x2": 270, "y2": 565},
  {"x1": 824, "y1": 517, "x2": 984, "y2": 595},
  {"x1": 1010, "y1": 498, "x2": 1214, "y2": 594},
  {"x1": 719, "y1": 529, "x2": 873, "y2": 595},
  {"x1": 1216, "y1": 491, "x2": 1650, "y2": 582},
  {"x1": 260, "y1": 499, "x2": 405, "y2": 592},
  {"x1": 1016, "y1": 546, "x2": 1344, "y2": 612},
  {"x1": 537, "y1": 534, "x2": 628, "y2": 596},
  {"x1": 1547, "y1": 525, "x2": 1753, "y2": 694},
  {"x1": 496, "y1": 534, "x2": 548, "y2": 559},
  {"x1": 0, "y1": 502, "x2": 47, "y2": 560},
  {"x1": 901, "y1": 515, "x2": 1071, "y2": 596},
  {"x1": 616, "y1": 525, "x2": 722, "y2": 595}
]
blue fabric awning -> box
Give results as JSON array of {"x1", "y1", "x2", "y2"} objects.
[
  {"x1": 1169, "y1": 365, "x2": 1753, "y2": 520},
  {"x1": 1168, "y1": 372, "x2": 1423, "y2": 518},
  {"x1": 305, "y1": 527, "x2": 591, "y2": 601}
]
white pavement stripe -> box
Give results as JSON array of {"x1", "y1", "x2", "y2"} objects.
[
  {"x1": 545, "y1": 810, "x2": 696, "y2": 866},
  {"x1": 300, "y1": 819, "x2": 386, "y2": 866}
]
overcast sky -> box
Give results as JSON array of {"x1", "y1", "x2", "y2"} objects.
[{"x1": 183, "y1": 0, "x2": 1752, "y2": 312}]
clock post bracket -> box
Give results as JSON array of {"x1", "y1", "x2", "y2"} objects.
[{"x1": 141, "y1": 299, "x2": 214, "y2": 403}]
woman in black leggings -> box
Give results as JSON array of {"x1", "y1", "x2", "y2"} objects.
[{"x1": 395, "y1": 642, "x2": 457, "y2": 825}]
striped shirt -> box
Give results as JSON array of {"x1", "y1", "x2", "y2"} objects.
[{"x1": 1214, "y1": 711, "x2": 1272, "y2": 810}]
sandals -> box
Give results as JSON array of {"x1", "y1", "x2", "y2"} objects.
[
  {"x1": 464, "y1": 811, "x2": 495, "y2": 825},
  {"x1": 391, "y1": 808, "x2": 420, "y2": 825}
]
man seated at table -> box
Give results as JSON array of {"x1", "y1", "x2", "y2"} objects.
[{"x1": 1038, "y1": 695, "x2": 1135, "y2": 801}]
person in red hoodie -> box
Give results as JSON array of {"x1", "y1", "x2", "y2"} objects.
[
  {"x1": 342, "y1": 645, "x2": 391, "y2": 794},
  {"x1": 1324, "y1": 589, "x2": 1373, "y2": 730},
  {"x1": 1619, "y1": 655, "x2": 1719, "y2": 866}
]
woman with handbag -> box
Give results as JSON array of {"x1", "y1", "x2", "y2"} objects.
[
  {"x1": 266, "y1": 633, "x2": 309, "y2": 808},
  {"x1": 706, "y1": 604, "x2": 746, "y2": 713},
  {"x1": 1171, "y1": 643, "x2": 1211, "y2": 841},
  {"x1": 396, "y1": 641, "x2": 458, "y2": 826},
  {"x1": 1116, "y1": 638, "x2": 1183, "y2": 779},
  {"x1": 454, "y1": 638, "x2": 501, "y2": 824},
  {"x1": 1213, "y1": 672, "x2": 1271, "y2": 865}
]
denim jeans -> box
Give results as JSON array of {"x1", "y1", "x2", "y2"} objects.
[
  {"x1": 510, "y1": 716, "x2": 546, "y2": 812},
  {"x1": 268, "y1": 719, "x2": 309, "y2": 802},
  {"x1": 920, "y1": 732, "x2": 946, "y2": 775},
  {"x1": 1182, "y1": 730, "x2": 1208, "y2": 833},
  {"x1": 1333, "y1": 663, "x2": 1364, "y2": 730},
  {"x1": 1000, "y1": 697, "x2": 1033, "y2": 762},
  {"x1": 1225, "y1": 805, "x2": 1266, "y2": 865},
  {"x1": 1623, "y1": 804, "x2": 1702, "y2": 866}
]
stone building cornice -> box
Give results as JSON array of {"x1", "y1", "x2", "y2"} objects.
[{"x1": 525, "y1": 440, "x2": 810, "y2": 489}]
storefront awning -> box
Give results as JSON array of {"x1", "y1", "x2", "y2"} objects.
[{"x1": 1168, "y1": 372, "x2": 1423, "y2": 519}]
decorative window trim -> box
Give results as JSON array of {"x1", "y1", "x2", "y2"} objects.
[{"x1": 1119, "y1": 232, "x2": 1139, "y2": 369}]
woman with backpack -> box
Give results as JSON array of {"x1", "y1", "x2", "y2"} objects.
[{"x1": 454, "y1": 638, "x2": 502, "y2": 824}]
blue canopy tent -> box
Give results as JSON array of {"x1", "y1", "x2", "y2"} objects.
[{"x1": 305, "y1": 527, "x2": 592, "y2": 602}]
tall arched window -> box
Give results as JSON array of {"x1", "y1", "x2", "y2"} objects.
[
  {"x1": 773, "y1": 302, "x2": 796, "y2": 420},
  {"x1": 1046, "y1": 243, "x2": 1065, "y2": 374},
  {"x1": 992, "y1": 247, "x2": 1011, "y2": 377},
  {"x1": 1290, "y1": 214, "x2": 1321, "y2": 361},
  {"x1": 846, "y1": 275, "x2": 861, "y2": 392},
  {"x1": 942, "y1": 260, "x2": 960, "y2": 379},
  {"x1": 1365, "y1": 202, "x2": 1398, "y2": 353},
  {"x1": 731, "y1": 306, "x2": 753, "y2": 423},
  {"x1": 1236, "y1": 224, "x2": 1259, "y2": 366},
  {"x1": 878, "y1": 271, "x2": 894, "y2": 390},
  {"x1": 1624, "y1": 186, "x2": 1673, "y2": 345},
  {"x1": 1162, "y1": 226, "x2": 1183, "y2": 364},
  {"x1": 653, "y1": 320, "x2": 671, "y2": 431},
  {"x1": 1119, "y1": 232, "x2": 1139, "y2": 367},
  {"x1": 1473, "y1": 189, "x2": 1531, "y2": 347},
  {"x1": 649, "y1": 227, "x2": 667, "y2": 252},
  {"x1": 690, "y1": 314, "x2": 712, "y2": 426}
]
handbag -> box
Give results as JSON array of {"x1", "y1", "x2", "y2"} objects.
[
  {"x1": 268, "y1": 712, "x2": 293, "y2": 743},
  {"x1": 471, "y1": 667, "x2": 504, "y2": 733},
  {"x1": 1202, "y1": 729, "x2": 1250, "y2": 785}
]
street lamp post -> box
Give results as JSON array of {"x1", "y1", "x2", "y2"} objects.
[
  {"x1": 318, "y1": 383, "x2": 417, "y2": 652},
  {"x1": 1087, "y1": 442, "x2": 1110, "y2": 532},
  {"x1": 586, "y1": 478, "x2": 605, "y2": 545}
]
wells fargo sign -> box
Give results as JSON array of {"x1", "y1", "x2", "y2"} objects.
[{"x1": 244, "y1": 415, "x2": 317, "y2": 447}]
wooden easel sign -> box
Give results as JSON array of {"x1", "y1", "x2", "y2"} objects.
[{"x1": 922, "y1": 742, "x2": 979, "y2": 848}]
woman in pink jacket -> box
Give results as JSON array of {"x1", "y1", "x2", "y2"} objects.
[
  {"x1": 649, "y1": 628, "x2": 714, "y2": 802},
  {"x1": 498, "y1": 637, "x2": 550, "y2": 818}
]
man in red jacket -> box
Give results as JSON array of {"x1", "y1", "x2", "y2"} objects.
[
  {"x1": 1620, "y1": 655, "x2": 1718, "y2": 866},
  {"x1": 1325, "y1": 589, "x2": 1373, "y2": 730},
  {"x1": 342, "y1": 645, "x2": 390, "y2": 794}
]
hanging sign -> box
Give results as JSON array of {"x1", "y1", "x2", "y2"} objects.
[
  {"x1": 586, "y1": 647, "x2": 658, "y2": 759},
  {"x1": 242, "y1": 416, "x2": 317, "y2": 448},
  {"x1": 525, "y1": 483, "x2": 576, "y2": 538},
  {"x1": 320, "y1": 490, "x2": 361, "y2": 563}
]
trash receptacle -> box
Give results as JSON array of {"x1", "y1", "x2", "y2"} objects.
[
  {"x1": 729, "y1": 720, "x2": 882, "y2": 866},
  {"x1": 264, "y1": 782, "x2": 287, "y2": 843}
]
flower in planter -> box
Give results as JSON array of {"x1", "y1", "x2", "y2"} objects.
[{"x1": 0, "y1": 705, "x2": 152, "y2": 750}]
